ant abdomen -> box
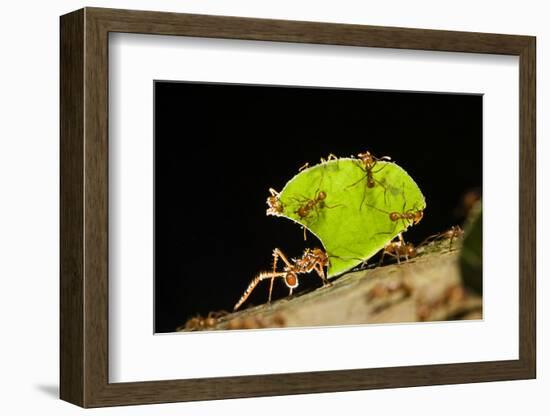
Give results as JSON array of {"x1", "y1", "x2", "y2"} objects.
[
  {"x1": 285, "y1": 272, "x2": 298, "y2": 288},
  {"x1": 389, "y1": 212, "x2": 400, "y2": 221}
]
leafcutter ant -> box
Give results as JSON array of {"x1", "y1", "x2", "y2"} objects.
[
  {"x1": 440, "y1": 225, "x2": 464, "y2": 248},
  {"x1": 364, "y1": 197, "x2": 424, "y2": 233},
  {"x1": 266, "y1": 188, "x2": 284, "y2": 216},
  {"x1": 233, "y1": 247, "x2": 330, "y2": 311},
  {"x1": 293, "y1": 188, "x2": 344, "y2": 222},
  {"x1": 292, "y1": 189, "x2": 343, "y2": 240},
  {"x1": 421, "y1": 225, "x2": 464, "y2": 250},
  {"x1": 181, "y1": 311, "x2": 228, "y2": 331},
  {"x1": 347, "y1": 151, "x2": 392, "y2": 209},
  {"x1": 294, "y1": 190, "x2": 328, "y2": 219},
  {"x1": 378, "y1": 233, "x2": 417, "y2": 266}
]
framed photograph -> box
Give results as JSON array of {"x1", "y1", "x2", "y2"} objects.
[{"x1": 60, "y1": 7, "x2": 536, "y2": 408}]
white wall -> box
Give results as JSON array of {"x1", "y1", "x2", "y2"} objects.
[{"x1": 0, "y1": 1, "x2": 545, "y2": 414}]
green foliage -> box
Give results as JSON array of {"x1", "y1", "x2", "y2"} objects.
[{"x1": 271, "y1": 158, "x2": 426, "y2": 277}]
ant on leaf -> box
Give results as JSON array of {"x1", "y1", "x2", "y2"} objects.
[
  {"x1": 266, "y1": 188, "x2": 284, "y2": 216},
  {"x1": 364, "y1": 184, "x2": 424, "y2": 234},
  {"x1": 347, "y1": 151, "x2": 393, "y2": 209},
  {"x1": 291, "y1": 189, "x2": 344, "y2": 240}
]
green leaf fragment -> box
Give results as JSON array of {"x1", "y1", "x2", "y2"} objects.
[{"x1": 272, "y1": 158, "x2": 426, "y2": 277}]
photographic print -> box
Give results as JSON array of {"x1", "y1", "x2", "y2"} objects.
[{"x1": 154, "y1": 81, "x2": 482, "y2": 333}]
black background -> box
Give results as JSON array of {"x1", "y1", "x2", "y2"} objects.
[{"x1": 154, "y1": 81, "x2": 482, "y2": 333}]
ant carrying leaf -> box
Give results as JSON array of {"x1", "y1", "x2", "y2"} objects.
[
  {"x1": 234, "y1": 247, "x2": 330, "y2": 310},
  {"x1": 268, "y1": 155, "x2": 426, "y2": 277}
]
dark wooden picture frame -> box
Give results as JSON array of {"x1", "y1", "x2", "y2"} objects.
[{"x1": 60, "y1": 7, "x2": 536, "y2": 408}]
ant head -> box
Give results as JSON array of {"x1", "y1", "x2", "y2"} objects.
[
  {"x1": 317, "y1": 191, "x2": 327, "y2": 200},
  {"x1": 358, "y1": 151, "x2": 372, "y2": 160},
  {"x1": 266, "y1": 196, "x2": 284, "y2": 216},
  {"x1": 407, "y1": 244, "x2": 417, "y2": 258},
  {"x1": 284, "y1": 272, "x2": 299, "y2": 289},
  {"x1": 268, "y1": 188, "x2": 280, "y2": 197},
  {"x1": 413, "y1": 210, "x2": 424, "y2": 224},
  {"x1": 311, "y1": 247, "x2": 328, "y2": 262}
]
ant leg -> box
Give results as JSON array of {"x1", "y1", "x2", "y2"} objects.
[
  {"x1": 298, "y1": 162, "x2": 309, "y2": 172},
  {"x1": 374, "y1": 179, "x2": 389, "y2": 205},
  {"x1": 346, "y1": 162, "x2": 367, "y2": 190},
  {"x1": 314, "y1": 263, "x2": 331, "y2": 287},
  {"x1": 288, "y1": 287, "x2": 293, "y2": 297},
  {"x1": 378, "y1": 249, "x2": 387, "y2": 266},
  {"x1": 234, "y1": 271, "x2": 287, "y2": 310},
  {"x1": 375, "y1": 155, "x2": 392, "y2": 162},
  {"x1": 359, "y1": 187, "x2": 368, "y2": 211},
  {"x1": 346, "y1": 175, "x2": 366, "y2": 190},
  {"x1": 396, "y1": 234, "x2": 412, "y2": 262},
  {"x1": 419, "y1": 233, "x2": 440, "y2": 246},
  {"x1": 371, "y1": 155, "x2": 391, "y2": 171},
  {"x1": 363, "y1": 201, "x2": 389, "y2": 217},
  {"x1": 269, "y1": 248, "x2": 297, "y2": 300},
  {"x1": 397, "y1": 183, "x2": 408, "y2": 214},
  {"x1": 325, "y1": 202, "x2": 345, "y2": 209},
  {"x1": 268, "y1": 250, "x2": 281, "y2": 303},
  {"x1": 303, "y1": 226, "x2": 307, "y2": 241},
  {"x1": 390, "y1": 250, "x2": 401, "y2": 264},
  {"x1": 397, "y1": 233, "x2": 405, "y2": 244},
  {"x1": 374, "y1": 230, "x2": 394, "y2": 245},
  {"x1": 324, "y1": 153, "x2": 340, "y2": 168},
  {"x1": 384, "y1": 251, "x2": 400, "y2": 264},
  {"x1": 272, "y1": 248, "x2": 294, "y2": 268},
  {"x1": 288, "y1": 195, "x2": 308, "y2": 205}
]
